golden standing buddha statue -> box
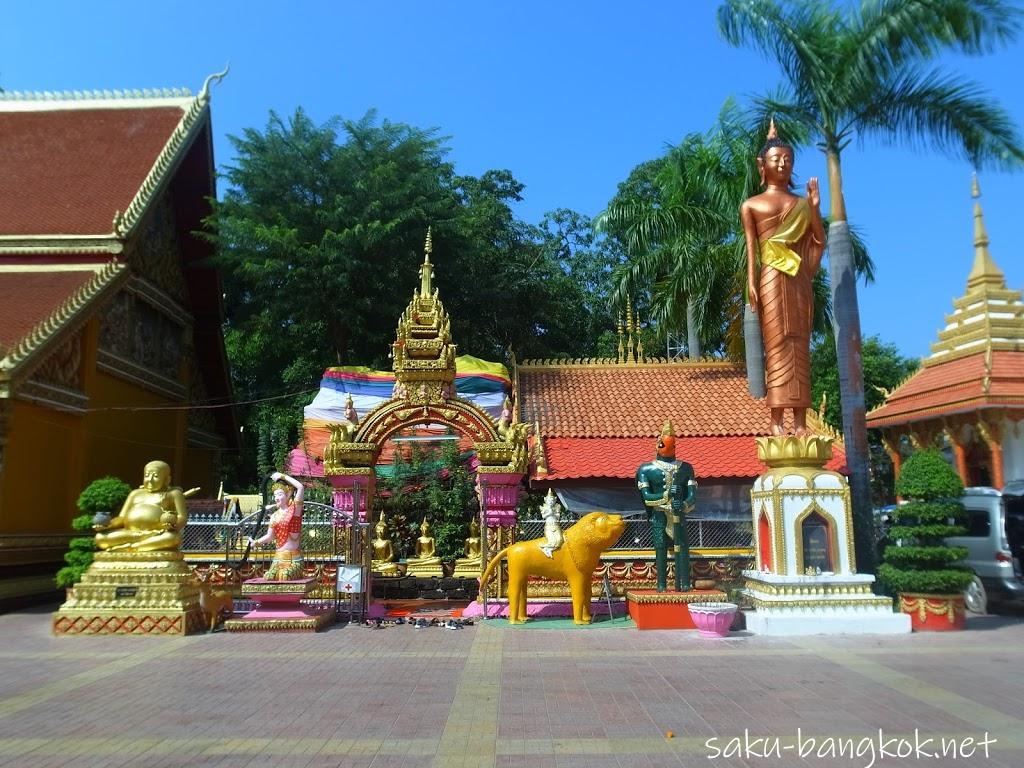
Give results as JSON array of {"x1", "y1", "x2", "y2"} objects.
[{"x1": 740, "y1": 119, "x2": 825, "y2": 436}]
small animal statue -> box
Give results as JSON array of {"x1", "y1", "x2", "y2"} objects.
[
  {"x1": 479, "y1": 511, "x2": 625, "y2": 625},
  {"x1": 197, "y1": 580, "x2": 235, "y2": 632}
]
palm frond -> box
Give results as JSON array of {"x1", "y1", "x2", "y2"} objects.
[
  {"x1": 717, "y1": 0, "x2": 833, "y2": 98},
  {"x1": 854, "y1": 66, "x2": 1024, "y2": 169}
]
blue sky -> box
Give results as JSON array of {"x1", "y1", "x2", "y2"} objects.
[{"x1": 3, "y1": 1, "x2": 1022, "y2": 360}]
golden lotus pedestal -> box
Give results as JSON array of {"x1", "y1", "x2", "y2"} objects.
[
  {"x1": 224, "y1": 577, "x2": 334, "y2": 632},
  {"x1": 53, "y1": 551, "x2": 204, "y2": 636},
  {"x1": 744, "y1": 435, "x2": 910, "y2": 636}
]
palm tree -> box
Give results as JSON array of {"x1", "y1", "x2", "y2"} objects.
[
  {"x1": 718, "y1": 0, "x2": 1024, "y2": 573},
  {"x1": 598, "y1": 133, "x2": 731, "y2": 359}
]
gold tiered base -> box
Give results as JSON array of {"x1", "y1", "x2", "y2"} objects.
[
  {"x1": 452, "y1": 559, "x2": 482, "y2": 577},
  {"x1": 53, "y1": 551, "x2": 203, "y2": 636},
  {"x1": 405, "y1": 561, "x2": 444, "y2": 577}
]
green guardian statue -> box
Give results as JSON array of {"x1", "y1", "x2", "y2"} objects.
[{"x1": 635, "y1": 420, "x2": 696, "y2": 592}]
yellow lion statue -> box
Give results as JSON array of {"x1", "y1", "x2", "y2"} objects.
[{"x1": 479, "y1": 511, "x2": 625, "y2": 624}]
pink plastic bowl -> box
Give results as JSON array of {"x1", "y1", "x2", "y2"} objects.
[{"x1": 688, "y1": 602, "x2": 738, "y2": 637}]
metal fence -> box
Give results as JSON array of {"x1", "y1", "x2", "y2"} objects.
[
  {"x1": 182, "y1": 501, "x2": 371, "y2": 621},
  {"x1": 517, "y1": 513, "x2": 752, "y2": 551}
]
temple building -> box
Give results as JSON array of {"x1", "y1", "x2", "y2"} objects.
[
  {"x1": 867, "y1": 177, "x2": 1024, "y2": 488},
  {"x1": 517, "y1": 319, "x2": 847, "y2": 521},
  {"x1": 0, "y1": 78, "x2": 236, "y2": 609}
]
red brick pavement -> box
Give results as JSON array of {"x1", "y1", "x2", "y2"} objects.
[{"x1": 1, "y1": 605, "x2": 1023, "y2": 767}]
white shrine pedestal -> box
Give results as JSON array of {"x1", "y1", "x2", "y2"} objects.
[{"x1": 743, "y1": 436, "x2": 910, "y2": 636}]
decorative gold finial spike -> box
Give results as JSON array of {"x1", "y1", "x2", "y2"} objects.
[
  {"x1": 966, "y1": 173, "x2": 1005, "y2": 293},
  {"x1": 766, "y1": 116, "x2": 778, "y2": 140},
  {"x1": 661, "y1": 419, "x2": 675, "y2": 437},
  {"x1": 419, "y1": 229, "x2": 434, "y2": 296}
]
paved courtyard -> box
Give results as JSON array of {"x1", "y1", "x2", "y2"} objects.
[{"x1": 1, "y1": 606, "x2": 1023, "y2": 768}]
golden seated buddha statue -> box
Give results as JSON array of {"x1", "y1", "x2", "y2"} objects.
[
  {"x1": 371, "y1": 515, "x2": 401, "y2": 576},
  {"x1": 94, "y1": 461, "x2": 189, "y2": 552},
  {"x1": 405, "y1": 518, "x2": 442, "y2": 575},
  {"x1": 453, "y1": 518, "x2": 483, "y2": 576}
]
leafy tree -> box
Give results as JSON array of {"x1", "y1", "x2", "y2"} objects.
[
  {"x1": 811, "y1": 333, "x2": 919, "y2": 504},
  {"x1": 719, "y1": 0, "x2": 1024, "y2": 573},
  {"x1": 210, "y1": 109, "x2": 617, "y2": 486}
]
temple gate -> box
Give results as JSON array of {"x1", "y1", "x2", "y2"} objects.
[{"x1": 322, "y1": 232, "x2": 529, "y2": 594}]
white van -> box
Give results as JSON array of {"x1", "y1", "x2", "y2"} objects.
[{"x1": 949, "y1": 481, "x2": 1024, "y2": 613}]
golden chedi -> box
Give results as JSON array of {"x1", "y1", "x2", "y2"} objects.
[
  {"x1": 405, "y1": 518, "x2": 443, "y2": 576},
  {"x1": 54, "y1": 461, "x2": 204, "y2": 635}
]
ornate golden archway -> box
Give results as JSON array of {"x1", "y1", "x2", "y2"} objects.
[{"x1": 322, "y1": 231, "x2": 529, "y2": 575}]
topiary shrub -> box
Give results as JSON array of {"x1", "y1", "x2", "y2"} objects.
[
  {"x1": 55, "y1": 476, "x2": 132, "y2": 589},
  {"x1": 877, "y1": 450, "x2": 974, "y2": 595}
]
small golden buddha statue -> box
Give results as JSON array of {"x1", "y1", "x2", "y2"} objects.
[
  {"x1": 405, "y1": 518, "x2": 442, "y2": 574},
  {"x1": 94, "y1": 461, "x2": 188, "y2": 552},
  {"x1": 453, "y1": 518, "x2": 483, "y2": 576},
  {"x1": 371, "y1": 515, "x2": 400, "y2": 576}
]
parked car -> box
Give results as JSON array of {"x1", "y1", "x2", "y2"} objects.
[{"x1": 947, "y1": 481, "x2": 1024, "y2": 613}]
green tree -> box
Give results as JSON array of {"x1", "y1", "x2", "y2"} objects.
[
  {"x1": 719, "y1": 0, "x2": 1024, "y2": 573},
  {"x1": 210, "y1": 109, "x2": 614, "y2": 485},
  {"x1": 811, "y1": 333, "x2": 919, "y2": 504}
]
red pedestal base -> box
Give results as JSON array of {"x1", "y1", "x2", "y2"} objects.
[{"x1": 626, "y1": 589, "x2": 728, "y2": 630}]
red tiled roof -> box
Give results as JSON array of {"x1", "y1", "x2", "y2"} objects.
[
  {"x1": 519, "y1": 363, "x2": 770, "y2": 437},
  {"x1": 0, "y1": 107, "x2": 185, "y2": 236},
  {"x1": 866, "y1": 351, "x2": 1024, "y2": 427},
  {"x1": 541, "y1": 436, "x2": 847, "y2": 480},
  {"x1": 0, "y1": 268, "x2": 95, "y2": 351}
]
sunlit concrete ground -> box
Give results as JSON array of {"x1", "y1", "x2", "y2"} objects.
[{"x1": 2, "y1": 604, "x2": 1024, "y2": 768}]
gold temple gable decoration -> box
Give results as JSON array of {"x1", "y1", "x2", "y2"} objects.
[{"x1": 0, "y1": 260, "x2": 128, "y2": 394}]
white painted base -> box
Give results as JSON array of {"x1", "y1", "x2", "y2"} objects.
[
  {"x1": 742, "y1": 570, "x2": 911, "y2": 635},
  {"x1": 744, "y1": 609, "x2": 911, "y2": 635}
]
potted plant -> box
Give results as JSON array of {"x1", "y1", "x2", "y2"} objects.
[
  {"x1": 55, "y1": 476, "x2": 131, "y2": 595},
  {"x1": 878, "y1": 450, "x2": 973, "y2": 631}
]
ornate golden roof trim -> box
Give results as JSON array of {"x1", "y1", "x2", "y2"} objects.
[
  {"x1": 0, "y1": 260, "x2": 127, "y2": 387},
  {"x1": 112, "y1": 68, "x2": 228, "y2": 239}
]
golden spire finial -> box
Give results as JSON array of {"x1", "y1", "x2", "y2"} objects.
[
  {"x1": 766, "y1": 116, "x2": 778, "y2": 141},
  {"x1": 966, "y1": 173, "x2": 1005, "y2": 293},
  {"x1": 419, "y1": 228, "x2": 434, "y2": 296},
  {"x1": 625, "y1": 297, "x2": 635, "y2": 364},
  {"x1": 616, "y1": 311, "x2": 625, "y2": 365},
  {"x1": 661, "y1": 419, "x2": 675, "y2": 437}
]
